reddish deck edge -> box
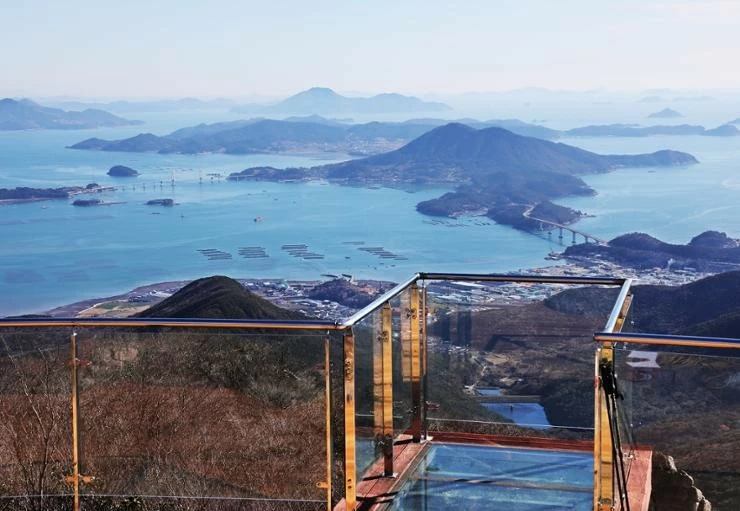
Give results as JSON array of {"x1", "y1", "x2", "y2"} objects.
[
  {"x1": 625, "y1": 447, "x2": 652, "y2": 511},
  {"x1": 430, "y1": 431, "x2": 595, "y2": 452}
]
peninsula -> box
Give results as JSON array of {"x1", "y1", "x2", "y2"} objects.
[
  {"x1": 227, "y1": 123, "x2": 697, "y2": 232},
  {"x1": 0, "y1": 183, "x2": 115, "y2": 204},
  {"x1": 0, "y1": 98, "x2": 142, "y2": 130}
]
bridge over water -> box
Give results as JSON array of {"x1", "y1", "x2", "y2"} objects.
[{"x1": 523, "y1": 206, "x2": 609, "y2": 246}]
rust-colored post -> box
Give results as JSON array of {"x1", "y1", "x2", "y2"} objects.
[
  {"x1": 409, "y1": 284, "x2": 422, "y2": 442},
  {"x1": 421, "y1": 286, "x2": 428, "y2": 440},
  {"x1": 372, "y1": 303, "x2": 394, "y2": 476},
  {"x1": 595, "y1": 292, "x2": 632, "y2": 510},
  {"x1": 343, "y1": 331, "x2": 357, "y2": 510},
  {"x1": 594, "y1": 344, "x2": 614, "y2": 511}
]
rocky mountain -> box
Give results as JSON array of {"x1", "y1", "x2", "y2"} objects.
[
  {"x1": 137, "y1": 276, "x2": 305, "y2": 320},
  {"x1": 0, "y1": 98, "x2": 141, "y2": 130}
]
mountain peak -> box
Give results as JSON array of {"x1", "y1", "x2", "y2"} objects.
[
  {"x1": 137, "y1": 275, "x2": 305, "y2": 319},
  {"x1": 298, "y1": 87, "x2": 340, "y2": 97}
]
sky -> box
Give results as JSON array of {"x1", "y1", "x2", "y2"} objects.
[{"x1": 2, "y1": 0, "x2": 740, "y2": 99}]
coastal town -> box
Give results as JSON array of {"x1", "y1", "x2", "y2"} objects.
[{"x1": 47, "y1": 256, "x2": 712, "y2": 320}]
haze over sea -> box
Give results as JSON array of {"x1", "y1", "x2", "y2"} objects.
[{"x1": 1, "y1": 110, "x2": 739, "y2": 317}]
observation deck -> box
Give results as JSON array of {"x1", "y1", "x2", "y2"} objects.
[{"x1": 1, "y1": 272, "x2": 737, "y2": 510}]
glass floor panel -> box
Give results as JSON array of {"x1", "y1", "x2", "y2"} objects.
[{"x1": 390, "y1": 443, "x2": 593, "y2": 510}]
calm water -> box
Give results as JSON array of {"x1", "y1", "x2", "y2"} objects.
[
  {"x1": 484, "y1": 403, "x2": 551, "y2": 429},
  {"x1": 1, "y1": 113, "x2": 739, "y2": 316}
]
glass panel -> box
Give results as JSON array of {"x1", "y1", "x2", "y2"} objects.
[
  {"x1": 619, "y1": 344, "x2": 740, "y2": 509},
  {"x1": 425, "y1": 280, "x2": 609, "y2": 442},
  {"x1": 392, "y1": 291, "x2": 414, "y2": 440},
  {"x1": 73, "y1": 327, "x2": 328, "y2": 510},
  {"x1": 351, "y1": 310, "x2": 379, "y2": 479},
  {"x1": 0, "y1": 328, "x2": 73, "y2": 510}
]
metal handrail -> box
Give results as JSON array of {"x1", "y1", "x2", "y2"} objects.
[
  {"x1": 341, "y1": 272, "x2": 627, "y2": 328},
  {"x1": 0, "y1": 317, "x2": 342, "y2": 330},
  {"x1": 595, "y1": 331, "x2": 740, "y2": 350},
  {"x1": 341, "y1": 273, "x2": 420, "y2": 327},
  {"x1": 0, "y1": 272, "x2": 629, "y2": 332},
  {"x1": 603, "y1": 279, "x2": 633, "y2": 333},
  {"x1": 419, "y1": 272, "x2": 626, "y2": 286}
]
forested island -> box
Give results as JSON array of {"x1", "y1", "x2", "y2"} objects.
[
  {"x1": 227, "y1": 123, "x2": 697, "y2": 232},
  {"x1": 564, "y1": 230, "x2": 740, "y2": 272},
  {"x1": 108, "y1": 165, "x2": 140, "y2": 177}
]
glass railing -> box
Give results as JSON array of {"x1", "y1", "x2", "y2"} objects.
[
  {"x1": 17, "y1": 272, "x2": 738, "y2": 511},
  {"x1": 0, "y1": 323, "x2": 336, "y2": 511},
  {"x1": 608, "y1": 335, "x2": 740, "y2": 510},
  {"x1": 423, "y1": 278, "x2": 610, "y2": 442}
]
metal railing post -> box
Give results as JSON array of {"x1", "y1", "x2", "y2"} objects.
[
  {"x1": 373, "y1": 303, "x2": 395, "y2": 476},
  {"x1": 409, "y1": 284, "x2": 422, "y2": 442},
  {"x1": 595, "y1": 283, "x2": 632, "y2": 511},
  {"x1": 343, "y1": 331, "x2": 357, "y2": 510},
  {"x1": 421, "y1": 285, "x2": 428, "y2": 440}
]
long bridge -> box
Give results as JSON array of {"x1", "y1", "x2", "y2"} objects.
[{"x1": 523, "y1": 206, "x2": 609, "y2": 246}]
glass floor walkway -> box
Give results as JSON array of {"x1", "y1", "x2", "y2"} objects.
[{"x1": 389, "y1": 443, "x2": 593, "y2": 511}]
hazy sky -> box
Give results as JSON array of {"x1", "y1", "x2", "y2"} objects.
[{"x1": 2, "y1": 0, "x2": 740, "y2": 98}]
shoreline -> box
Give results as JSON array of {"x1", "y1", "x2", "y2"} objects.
[{"x1": 37, "y1": 257, "x2": 712, "y2": 320}]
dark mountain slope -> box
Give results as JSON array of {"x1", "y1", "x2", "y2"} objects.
[
  {"x1": 544, "y1": 270, "x2": 740, "y2": 335},
  {"x1": 137, "y1": 276, "x2": 305, "y2": 320}
]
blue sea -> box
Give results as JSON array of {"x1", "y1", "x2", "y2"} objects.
[{"x1": 1, "y1": 111, "x2": 739, "y2": 316}]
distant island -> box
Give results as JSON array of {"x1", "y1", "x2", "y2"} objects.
[
  {"x1": 0, "y1": 98, "x2": 142, "y2": 130},
  {"x1": 563, "y1": 123, "x2": 738, "y2": 137},
  {"x1": 146, "y1": 198, "x2": 175, "y2": 206},
  {"x1": 227, "y1": 123, "x2": 698, "y2": 232},
  {"x1": 49, "y1": 97, "x2": 236, "y2": 114},
  {"x1": 564, "y1": 230, "x2": 740, "y2": 272},
  {"x1": 703, "y1": 124, "x2": 740, "y2": 136},
  {"x1": 648, "y1": 108, "x2": 683, "y2": 119},
  {"x1": 69, "y1": 117, "x2": 561, "y2": 156},
  {"x1": 108, "y1": 165, "x2": 140, "y2": 177},
  {"x1": 0, "y1": 183, "x2": 114, "y2": 204},
  {"x1": 69, "y1": 116, "x2": 739, "y2": 157},
  {"x1": 232, "y1": 86, "x2": 452, "y2": 115}
]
